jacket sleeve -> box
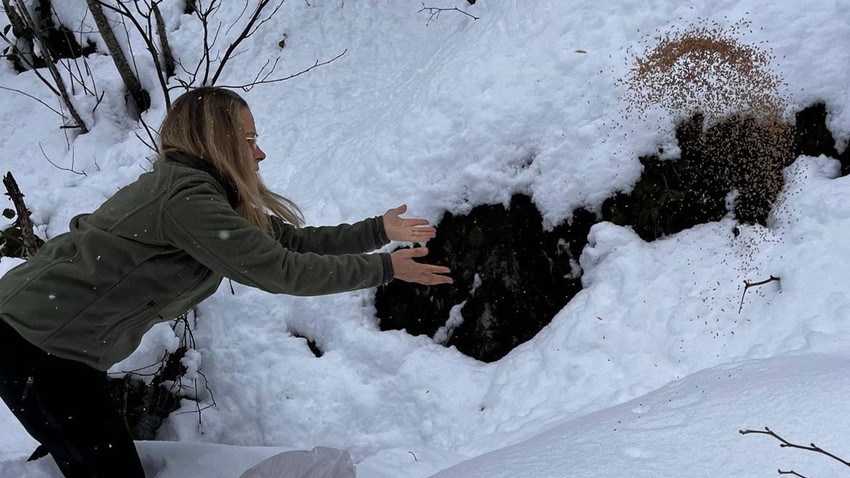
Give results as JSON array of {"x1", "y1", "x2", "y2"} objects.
[
  {"x1": 270, "y1": 215, "x2": 390, "y2": 255},
  {"x1": 160, "y1": 177, "x2": 393, "y2": 296}
]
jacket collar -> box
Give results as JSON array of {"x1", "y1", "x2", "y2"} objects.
[{"x1": 163, "y1": 151, "x2": 240, "y2": 208}]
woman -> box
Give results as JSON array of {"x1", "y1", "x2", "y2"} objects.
[{"x1": 0, "y1": 86, "x2": 452, "y2": 477}]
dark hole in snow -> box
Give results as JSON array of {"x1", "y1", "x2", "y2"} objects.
[{"x1": 376, "y1": 194, "x2": 593, "y2": 363}]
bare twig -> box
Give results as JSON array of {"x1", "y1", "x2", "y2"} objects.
[
  {"x1": 168, "y1": 311, "x2": 217, "y2": 427},
  {"x1": 216, "y1": 49, "x2": 348, "y2": 90},
  {"x1": 49, "y1": 5, "x2": 97, "y2": 98},
  {"x1": 2, "y1": 172, "x2": 39, "y2": 258},
  {"x1": 66, "y1": 7, "x2": 100, "y2": 98},
  {"x1": 91, "y1": 89, "x2": 106, "y2": 115},
  {"x1": 0, "y1": 85, "x2": 65, "y2": 117},
  {"x1": 740, "y1": 427, "x2": 850, "y2": 477},
  {"x1": 134, "y1": 112, "x2": 160, "y2": 153},
  {"x1": 0, "y1": 30, "x2": 61, "y2": 96},
  {"x1": 39, "y1": 143, "x2": 87, "y2": 176},
  {"x1": 98, "y1": 0, "x2": 171, "y2": 109},
  {"x1": 1, "y1": 0, "x2": 34, "y2": 64},
  {"x1": 58, "y1": 48, "x2": 98, "y2": 97},
  {"x1": 419, "y1": 4, "x2": 479, "y2": 26},
  {"x1": 209, "y1": 0, "x2": 285, "y2": 85},
  {"x1": 195, "y1": 1, "x2": 221, "y2": 86},
  {"x1": 108, "y1": 359, "x2": 168, "y2": 377},
  {"x1": 1, "y1": 1, "x2": 89, "y2": 131},
  {"x1": 14, "y1": 0, "x2": 89, "y2": 132},
  {"x1": 738, "y1": 275, "x2": 780, "y2": 313},
  {"x1": 110, "y1": 309, "x2": 216, "y2": 435},
  {"x1": 171, "y1": 0, "x2": 302, "y2": 94}
]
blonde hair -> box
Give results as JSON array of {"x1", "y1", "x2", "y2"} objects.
[{"x1": 157, "y1": 87, "x2": 303, "y2": 231}]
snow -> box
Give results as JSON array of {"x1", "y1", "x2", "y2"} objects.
[{"x1": 2, "y1": 0, "x2": 850, "y2": 477}]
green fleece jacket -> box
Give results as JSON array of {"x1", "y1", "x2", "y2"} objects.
[{"x1": 0, "y1": 151, "x2": 393, "y2": 371}]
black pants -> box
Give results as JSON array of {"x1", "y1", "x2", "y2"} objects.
[{"x1": 0, "y1": 318, "x2": 146, "y2": 477}]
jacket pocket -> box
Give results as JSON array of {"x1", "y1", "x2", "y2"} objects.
[{"x1": 95, "y1": 299, "x2": 158, "y2": 344}]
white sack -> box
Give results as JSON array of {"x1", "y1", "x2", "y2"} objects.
[{"x1": 239, "y1": 446, "x2": 356, "y2": 478}]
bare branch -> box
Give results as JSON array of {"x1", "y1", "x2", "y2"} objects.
[
  {"x1": 60, "y1": 7, "x2": 101, "y2": 98},
  {"x1": 152, "y1": 1, "x2": 175, "y2": 78},
  {"x1": 57, "y1": 53, "x2": 98, "y2": 97},
  {"x1": 134, "y1": 112, "x2": 160, "y2": 154},
  {"x1": 112, "y1": 0, "x2": 171, "y2": 109},
  {"x1": 91, "y1": 89, "x2": 105, "y2": 115},
  {"x1": 190, "y1": 0, "x2": 223, "y2": 86},
  {"x1": 2, "y1": 172, "x2": 39, "y2": 258},
  {"x1": 108, "y1": 309, "x2": 215, "y2": 438},
  {"x1": 740, "y1": 427, "x2": 850, "y2": 476},
  {"x1": 1, "y1": 0, "x2": 34, "y2": 67},
  {"x1": 86, "y1": 0, "x2": 151, "y2": 113},
  {"x1": 2, "y1": 0, "x2": 29, "y2": 37},
  {"x1": 209, "y1": 0, "x2": 284, "y2": 85},
  {"x1": 12, "y1": 0, "x2": 89, "y2": 132},
  {"x1": 46, "y1": 4, "x2": 94, "y2": 97},
  {"x1": 419, "y1": 4, "x2": 479, "y2": 26},
  {"x1": 738, "y1": 275, "x2": 780, "y2": 313},
  {"x1": 0, "y1": 31, "x2": 59, "y2": 95},
  {"x1": 40, "y1": 143, "x2": 86, "y2": 176},
  {"x1": 216, "y1": 49, "x2": 348, "y2": 91},
  {"x1": 0, "y1": 85, "x2": 64, "y2": 117}
]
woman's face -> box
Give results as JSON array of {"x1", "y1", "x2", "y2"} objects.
[{"x1": 240, "y1": 107, "x2": 266, "y2": 171}]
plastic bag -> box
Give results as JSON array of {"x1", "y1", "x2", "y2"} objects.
[{"x1": 239, "y1": 446, "x2": 356, "y2": 478}]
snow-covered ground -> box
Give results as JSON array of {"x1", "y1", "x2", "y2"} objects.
[{"x1": 2, "y1": 1, "x2": 850, "y2": 476}]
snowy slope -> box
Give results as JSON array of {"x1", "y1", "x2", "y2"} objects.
[{"x1": 2, "y1": 1, "x2": 850, "y2": 477}]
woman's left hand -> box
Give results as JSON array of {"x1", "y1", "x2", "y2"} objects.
[{"x1": 383, "y1": 204, "x2": 437, "y2": 243}]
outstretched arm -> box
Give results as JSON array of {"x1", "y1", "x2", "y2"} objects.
[
  {"x1": 271, "y1": 215, "x2": 388, "y2": 255},
  {"x1": 272, "y1": 204, "x2": 437, "y2": 254}
]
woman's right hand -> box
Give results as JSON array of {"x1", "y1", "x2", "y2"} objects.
[{"x1": 390, "y1": 248, "x2": 453, "y2": 285}]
